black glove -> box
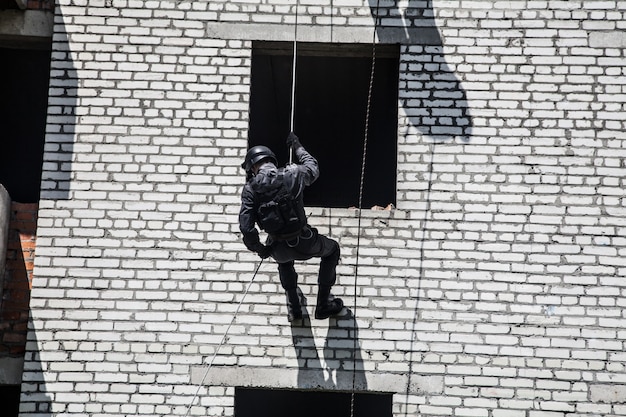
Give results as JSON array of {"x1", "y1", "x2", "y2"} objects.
[
  {"x1": 286, "y1": 132, "x2": 302, "y2": 150},
  {"x1": 253, "y1": 243, "x2": 271, "y2": 259}
]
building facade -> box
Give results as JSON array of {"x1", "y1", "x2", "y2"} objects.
[{"x1": 18, "y1": 0, "x2": 626, "y2": 416}]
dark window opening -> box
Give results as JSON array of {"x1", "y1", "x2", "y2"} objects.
[
  {"x1": 0, "y1": 385, "x2": 21, "y2": 417},
  {"x1": 0, "y1": 0, "x2": 20, "y2": 10},
  {"x1": 0, "y1": 46, "x2": 51, "y2": 203},
  {"x1": 249, "y1": 41, "x2": 399, "y2": 209},
  {"x1": 235, "y1": 387, "x2": 393, "y2": 417}
]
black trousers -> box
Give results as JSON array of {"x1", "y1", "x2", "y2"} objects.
[{"x1": 268, "y1": 226, "x2": 340, "y2": 290}]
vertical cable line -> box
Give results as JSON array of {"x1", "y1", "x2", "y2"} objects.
[
  {"x1": 289, "y1": 1, "x2": 299, "y2": 164},
  {"x1": 350, "y1": 1, "x2": 380, "y2": 417}
]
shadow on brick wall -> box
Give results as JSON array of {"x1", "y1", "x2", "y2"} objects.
[
  {"x1": 290, "y1": 300, "x2": 366, "y2": 393},
  {"x1": 3, "y1": 203, "x2": 52, "y2": 415},
  {"x1": 17, "y1": 6, "x2": 65, "y2": 414},
  {"x1": 369, "y1": 0, "x2": 472, "y2": 143},
  {"x1": 40, "y1": 7, "x2": 75, "y2": 200},
  {"x1": 19, "y1": 327, "x2": 52, "y2": 416},
  {"x1": 325, "y1": 310, "x2": 367, "y2": 391}
]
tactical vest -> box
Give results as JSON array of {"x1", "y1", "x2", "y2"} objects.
[{"x1": 256, "y1": 170, "x2": 306, "y2": 235}]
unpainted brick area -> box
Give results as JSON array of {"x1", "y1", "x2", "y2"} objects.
[
  {"x1": 27, "y1": 0, "x2": 53, "y2": 9},
  {"x1": 0, "y1": 0, "x2": 53, "y2": 9},
  {"x1": 1, "y1": 203, "x2": 37, "y2": 356}
]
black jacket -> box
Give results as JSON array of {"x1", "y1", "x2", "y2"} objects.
[{"x1": 239, "y1": 146, "x2": 319, "y2": 252}]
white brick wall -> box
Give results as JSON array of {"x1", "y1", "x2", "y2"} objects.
[{"x1": 22, "y1": 0, "x2": 626, "y2": 416}]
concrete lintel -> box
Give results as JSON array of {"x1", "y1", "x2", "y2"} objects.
[
  {"x1": 0, "y1": 184, "x2": 9, "y2": 290},
  {"x1": 190, "y1": 366, "x2": 443, "y2": 395},
  {"x1": 0, "y1": 9, "x2": 54, "y2": 48},
  {"x1": 0, "y1": 357, "x2": 24, "y2": 385},
  {"x1": 206, "y1": 22, "x2": 441, "y2": 45}
]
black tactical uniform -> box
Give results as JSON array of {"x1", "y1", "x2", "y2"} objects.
[{"x1": 238, "y1": 134, "x2": 344, "y2": 322}]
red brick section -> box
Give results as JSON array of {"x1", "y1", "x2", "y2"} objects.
[
  {"x1": 27, "y1": 0, "x2": 54, "y2": 10},
  {"x1": 0, "y1": 203, "x2": 38, "y2": 356},
  {"x1": 0, "y1": 0, "x2": 53, "y2": 11}
]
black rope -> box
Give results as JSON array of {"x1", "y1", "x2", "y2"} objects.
[{"x1": 350, "y1": 1, "x2": 380, "y2": 416}]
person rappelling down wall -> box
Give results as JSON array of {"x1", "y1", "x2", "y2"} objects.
[{"x1": 238, "y1": 133, "x2": 345, "y2": 322}]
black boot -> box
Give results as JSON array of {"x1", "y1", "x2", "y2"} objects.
[
  {"x1": 286, "y1": 288, "x2": 303, "y2": 322},
  {"x1": 315, "y1": 286, "x2": 344, "y2": 319}
]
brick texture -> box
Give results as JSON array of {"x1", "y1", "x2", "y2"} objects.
[
  {"x1": 0, "y1": 0, "x2": 55, "y2": 9},
  {"x1": 21, "y1": 1, "x2": 626, "y2": 416},
  {"x1": 26, "y1": 0, "x2": 53, "y2": 10},
  {"x1": 1, "y1": 203, "x2": 37, "y2": 356}
]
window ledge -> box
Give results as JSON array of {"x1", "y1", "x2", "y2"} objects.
[
  {"x1": 307, "y1": 206, "x2": 408, "y2": 221},
  {"x1": 0, "y1": 9, "x2": 53, "y2": 48}
]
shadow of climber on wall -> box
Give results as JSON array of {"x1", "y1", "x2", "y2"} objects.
[
  {"x1": 324, "y1": 310, "x2": 368, "y2": 392},
  {"x1": 290, "y1": 306, "x2": 367, "y2": 393},
  {"x1": 290, "y1": 291, "x2": 326, "y2": 389},
  {"x1": 369, "y1": 0, "x2": 472, "y2": 143}
]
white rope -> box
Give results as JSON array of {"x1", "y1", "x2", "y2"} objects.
[
  {"x1": 289, "y1": 1, "x2": 299, "y2": 164},
  {"x1": 183, "y1": 260, "x2": 264, "y2": 417}
]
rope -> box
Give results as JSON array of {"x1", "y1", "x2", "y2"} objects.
[
  {"x1": 183, "y1": 259, "x2": 264, "y2": 417},
  {"x1": 350, "y1": 1, "x2": 380, "y2": 416},
  {"x1": 288, "y1": 1, "x2": 299, "y2": 164}
]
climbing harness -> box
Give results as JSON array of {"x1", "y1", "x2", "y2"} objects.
[
  {"x1": 183, "y1": 259, "x2": 265, "y2": 417},
  {"x1": 350, "y1": 1, "x2": 381, "y2": 417},
  {"x1": 288, "y1": 1, "x2": 299, "y2": 165}
]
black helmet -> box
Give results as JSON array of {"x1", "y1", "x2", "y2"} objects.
[{"x1": 242, "y1": 145, "x2": 277, "y2": 173}]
